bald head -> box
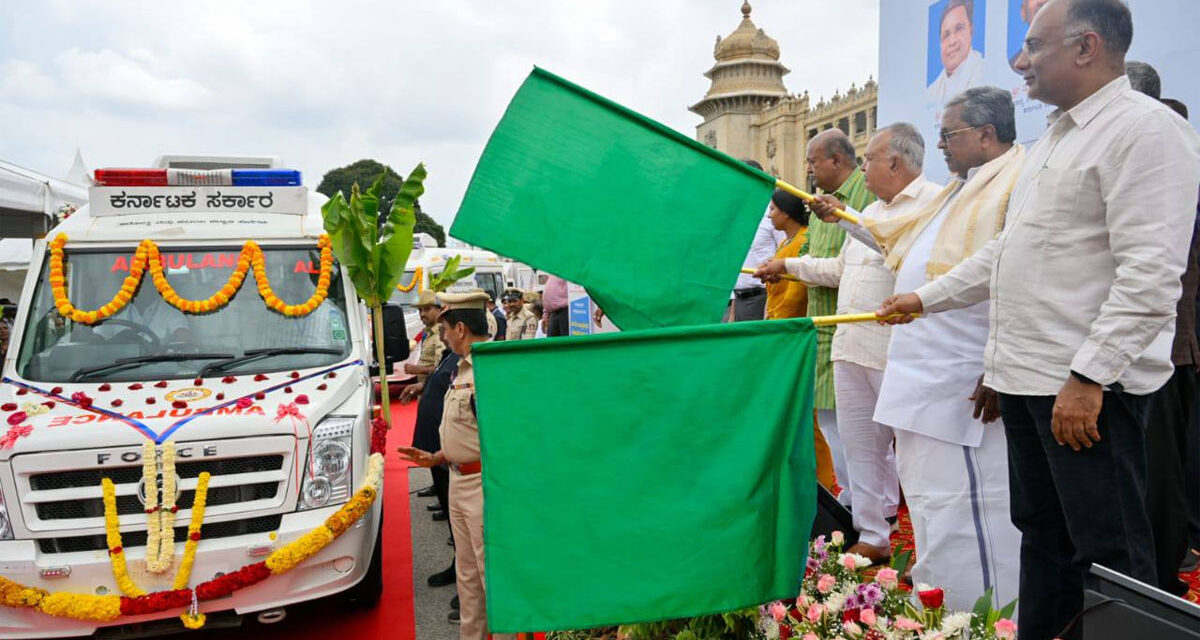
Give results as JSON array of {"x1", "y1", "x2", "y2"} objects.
[{"x1": 806, "y1": 129, "x2": 858, "y2": 192}]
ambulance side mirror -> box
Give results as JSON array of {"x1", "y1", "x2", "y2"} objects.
[{"x1": 379, "y1": 303, "x2": 409, "y2": 369}]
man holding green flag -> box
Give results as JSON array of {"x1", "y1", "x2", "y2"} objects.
[{"x1": 803, "y1": 129, "x2": 876, "y2": 507}]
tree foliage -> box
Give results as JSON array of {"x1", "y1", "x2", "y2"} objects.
[{"x1": 317, "y1": 159, "x2": 445, "y2": 246}]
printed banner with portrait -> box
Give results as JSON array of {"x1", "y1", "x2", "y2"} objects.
[{"x1": 879, "y1": 0, "x2": 1200, "y2": 184}]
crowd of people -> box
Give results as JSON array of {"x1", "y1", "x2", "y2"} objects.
[{"x1": 751, "y1": 1, "x2": 1200, "y2": 638}]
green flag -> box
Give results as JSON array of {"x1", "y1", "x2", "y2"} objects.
[
  {"x1": 472, "y1": 318, "x2": 818, "y2": 633},
  {"x1": 450, "y1": 67, "x2": 776, "y2": 331}
]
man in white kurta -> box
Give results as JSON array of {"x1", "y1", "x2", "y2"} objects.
[
  {"x1": 829, "y1": 88, "x2": 1024, "y2": 611},
  {"x1": 757, "y1": 124, "x2": 942, "y2": 560}
]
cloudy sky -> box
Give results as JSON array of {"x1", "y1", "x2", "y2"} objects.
[{"x1": 0, "y1": 1, "x2": 878, "y2": 228}]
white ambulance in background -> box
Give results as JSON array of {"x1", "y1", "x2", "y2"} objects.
[
  {"x1": 0, "y1": 155, "x2": 391, "y2": 637},
  {"x1": 386, "y1": 238, "x2": 506, "y2": 383}
]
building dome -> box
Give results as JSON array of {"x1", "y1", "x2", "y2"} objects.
[{"x1": 714, "y1": 2, "x2": 780, "y2": 61}]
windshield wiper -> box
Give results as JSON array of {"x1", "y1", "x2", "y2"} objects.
[
  {"x1": 70, "y1": 353, "x2": 236, "y2": 382},
  {"x1": 197, "y1": 347, "x2": 344, "y2": 378}
]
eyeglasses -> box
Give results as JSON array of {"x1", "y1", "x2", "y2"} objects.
[
  {"x1": 1020, "y1": 31, "x2": 1088, "y2": 57},
  {"x1": 938, "y1": 125, "x2": 980, "y2": 143}
]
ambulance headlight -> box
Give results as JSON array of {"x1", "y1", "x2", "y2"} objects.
[
  {"x1": 0, "y1": 490, "x2": 12, "y2": 540},
  {"x1": 298, "y1": 416, "x2": 354, "y2": 511}
]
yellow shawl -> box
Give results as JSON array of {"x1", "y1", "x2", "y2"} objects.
[{"x1": 864, "y1": 144, "x2": 1025, "y2": 280}]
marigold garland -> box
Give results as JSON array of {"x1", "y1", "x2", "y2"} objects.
[
  {"x1": 4, "y1": 453, "x2": 384, "y2": 628},
  {"x1": 101, "y1": 477, "x2": 146, "y2": 598},
  {"x1": 173, "y1": 472, "x2": 210, "y2": 591},
  {"x1": 395, "y1": 266, "x2": 422, "y2": 293},
  {"x1": 49, "y1": 233, "x2": 333, "y2": 324}
]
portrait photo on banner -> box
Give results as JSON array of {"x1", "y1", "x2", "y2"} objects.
[
  {"x1": 1006, "y1": 0, "x2": 1051, "y2": 70},
  {"x1": 925, "y1": 0, "x2": 987, "y2": 107}
]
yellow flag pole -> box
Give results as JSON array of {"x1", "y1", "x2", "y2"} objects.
[
  {"x1": 739, "y1": 267, "x2": 802, "y2": 282},
  {"x1": 811, "y1": 312, "x2": 920, "y2": 326},
  {"x1": 774, "y1": 179, "x2": 860, "y2": 226}
]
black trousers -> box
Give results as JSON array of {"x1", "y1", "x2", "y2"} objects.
[
  {"x1": 999, "y1": 391, "x2": 1156, "y2": 640},
  {"x1": 1144, "y1": 366, "x2": 1195, "y2": 596},
  {"x1": 547, "y1": 307, "x2": 569, "y2": 337}
]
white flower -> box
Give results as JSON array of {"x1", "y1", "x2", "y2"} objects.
[
  {"x1": 844, "y1": 553, "x2": 872, "y2": 569},
  {"x1": 831, "y1": 530, "x2": 845, "y2": 546},
  {"x1": 940, "y1": 612, "x2": 973, "y2": 635},
  {"x1": 825, "y1": 591, "x2": 847, "y2": 613},
  {"x1": 21, "y1": 402, "x2": 49, "y2": 417},
  {"x1": 915, "y1": 582, "x2": 935, "y2": 593}
]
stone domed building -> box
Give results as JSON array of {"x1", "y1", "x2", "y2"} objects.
[{"x1": 691, "y1": 2, "x2": 878, "y2": 187}]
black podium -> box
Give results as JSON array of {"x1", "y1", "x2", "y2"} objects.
[{"x1": 1080, "y1": 564, "x2": 1200, "y2": 640}]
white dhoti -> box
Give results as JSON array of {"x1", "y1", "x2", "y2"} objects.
[
  {"x1": 816, "y1": 408, "x2": 852, "y2": 505},
  {"x1": 874, "y1": 196, "x2": 1020, "y2": 612},
  {"x1": 894, "y1": 424, "x2": 1021, "y2": 611},
  {"x1": 834, "y1": 360, "x2": 899, "y2": 547}
]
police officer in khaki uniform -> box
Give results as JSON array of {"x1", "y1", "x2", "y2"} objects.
[
  {"x1": 398, "y1": 290, "x2": 514, "y2": 640},
  {"x1": 402, "y1": 290, "x2": 447, "y2": 386},
  {"x1": 501, "y1": 289, "x2": 538, "y2": 341}
]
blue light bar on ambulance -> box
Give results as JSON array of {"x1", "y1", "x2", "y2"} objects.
[
  {"x1": 94, "y1": 168, "x2": 301, "y2": 187},
  {"x1": 230, "y1": 169, "x2": 302, "y2": 186}
]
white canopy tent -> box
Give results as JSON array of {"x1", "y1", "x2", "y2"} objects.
[
  {"x1": 0, "y1": 152, "x2": 90, "y2": 300},
  {"x1": 0, "y1": 153, "x2": 89, "y2": 239}
]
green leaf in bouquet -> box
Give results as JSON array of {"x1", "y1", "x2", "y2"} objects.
[
  {"x1": 971, "y1": 587, "x2": 995, "y2": 620},
  {"x1": 998, "y1": 597, "x2": 1018, "y2": 621},
  {"x1": 890, "y1": 545, "x2": 914, "y2": 574}
]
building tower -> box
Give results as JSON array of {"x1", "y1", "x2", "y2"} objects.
[{"x1": 689, "y1": 2, "x2": 789, "y2": 162}]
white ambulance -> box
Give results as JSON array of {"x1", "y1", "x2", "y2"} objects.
[
  {"x1": 385, "y1": 239, "x2": 506, "y2": 383},
  {"x1": 0, "y1": 155, "x2": 389, "y2": 637}
]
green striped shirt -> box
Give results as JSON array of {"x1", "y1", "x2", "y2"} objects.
[{"x1": 806, "y1": 168, "x2": 876, "y2": 409}]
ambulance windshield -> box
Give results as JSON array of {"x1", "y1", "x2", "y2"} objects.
[{"x1": 16, "y1": 245, "x2": 352, "y2": 382}]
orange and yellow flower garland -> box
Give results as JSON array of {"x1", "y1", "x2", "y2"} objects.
[
  {"x1": 49, "y1": 233, "x2": 333, "y2": 324},
  {"x1": 395, "y1": 266, "x2": 422, "y2": 293},
  {"x1": 0, "y1": 453, "x2": 384, "y2": 628}
]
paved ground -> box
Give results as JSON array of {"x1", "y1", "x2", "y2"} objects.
[{"x1": 409, "y1": 467, "x2": 459, "y2": 640}]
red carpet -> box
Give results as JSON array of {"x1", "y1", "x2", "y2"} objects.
[{"x1": 197, "y1": 401, "x2": 418, "y2": 640}]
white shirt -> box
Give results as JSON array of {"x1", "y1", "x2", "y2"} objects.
[
  {"x1": 784, "y1": 175, "x2": 943, "y2": 371},
  {"x1": 917, "y1": 76, "x2": 1200, "y2": 396},
  {"x1": 735, "y1": 210, "x2": 787, "y2": 292},
  {"x1": 875, "y1": 174, "x2": 992, "y2": 447},
  {"x1": 926, "y1": 48, "x2": 985, "y2": 106}
]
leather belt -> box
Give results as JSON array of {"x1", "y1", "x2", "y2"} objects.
[
  {"x1": 451, "y1": 460, "x2": 482, "y2": 475},
  {"x1": 734, "y1": 287, "x2": 766, "y2": 299}
]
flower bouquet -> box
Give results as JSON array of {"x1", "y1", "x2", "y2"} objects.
[{"x1": 758, "y1": 531, "x2": 1017, "y2": 640}]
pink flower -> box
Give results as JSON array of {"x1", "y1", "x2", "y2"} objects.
[
  {"x1": 842, "y1": 554, "x2": 859, "y2": 571},
  {"x1": 768, "y1": 601, "x2": 787, "y2": 622},
  {"x1": 875, "y1": 567, "x2": 899, "y2": 589},
  {"x1": 831, "y1": 530, "x2": 845, "y2": 546},
  {"x1": 994, "y1": 619, "x2": 1018, "y2": 639},
  {"x1": 858, "y1": 608, "x2": 876, "y2": 626},
  {"x1": 895, "y1": 616, "x2": 923, "y2": 631},
  {"x1": 817, "y1": 574, "x2": 836, "y2": 594},
  {"x1": 803, "y1": 634, "x2": 818, "y2": 640},
  {"x1": 805, "y1": 603, "x2": 825, "y2": 623},
  {"x1": 842, "y1": 621, "x2": 863, "y2": 637}
]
